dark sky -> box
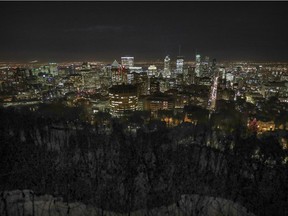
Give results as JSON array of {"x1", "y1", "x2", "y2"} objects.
[{"x1": 1, "y1": 2, "x2": 288, "y2": 62}]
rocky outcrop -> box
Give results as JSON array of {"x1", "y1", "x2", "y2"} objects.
[{"x1": 0, "y1": 190, "x2": 255, "y2": 216}]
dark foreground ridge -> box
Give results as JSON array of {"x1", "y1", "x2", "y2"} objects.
[{"x1": 0, "y1": 107, "x2": 287, "y2": 216}]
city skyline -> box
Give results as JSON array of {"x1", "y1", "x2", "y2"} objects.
[
  {"x1": 1, "y1": 2, "x2": 288, "y2": 213},
  {"x1": 1, "y1": 2, "x2": 288, "y2": 62}
]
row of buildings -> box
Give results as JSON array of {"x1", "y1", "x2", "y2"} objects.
[{"x1": 1, "y1": 56, "x2": 288, "y2": 134}]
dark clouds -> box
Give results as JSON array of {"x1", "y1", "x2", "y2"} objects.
[{"x1": 0, "y1": 2, "x2": 288, "y2": 62}]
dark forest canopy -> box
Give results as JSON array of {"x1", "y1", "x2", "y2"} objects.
[{"x1": 0, "y1": 107, "x2": 287, "y2": 215}]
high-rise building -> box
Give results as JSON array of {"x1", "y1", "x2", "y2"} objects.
[
  {"x1": 144, "y1": 92, "x2": 175, "y2": 114},
  {"x1": 149, "y1": 77, "x2": 160, "y2": 94},
  {"x1": 111, "y1": 60, "x2": 127, "y2": 84},
  {"x1": 69, "y1": 64, "x2": 75, "y2": 75},
  {"x1": 163, "y1": 56, "x2": 171, "y2": 78},
  {"x1": 218, "y1": 66, "x2": 227, "y2": 89},
  {"x1": 176, "y1": 56, "x2": 184, "y2": 74},
  {"x1": 195, "y1": 54, "x2": 201, "y2": 77},
  {"x1": 121, "y1": 57, "x2": 134, "y2": 68},
  {"x1": 49, "y1": 63, "x2": 58, "y2": 76},
  {"x1": 219, "y1": 66, "x2": 226, "y2": 80},
  {"x1": 185, "y1": 66, "x2": 196, "y2": 85},
  {"x1": 211, "y1": 58, "x2": 217, "y2": 76},
  {"x1": 201, "y1": 56, "x2": 210, "y2": 77},
  {"x1": 208, "y1": 58, "x2": 219, "y2": 111},
  {"x1": 128, "y1": 66, "x2": 143, "y2": 74},
  {"x1": 81, "y1": 62, "x2": 91, "y2": 70},
  {"x1": 109, "y1": 84, "x2": 138, "y2": 116},
  {"x1": 148, "y1": 65, "x2": 157, "y2": 77},
  {"x1": 132, "y1": 73, "x2": 149, "y2": 96}
]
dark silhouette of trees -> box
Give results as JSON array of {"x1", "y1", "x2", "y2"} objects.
[{"x1": 0, "y1": 106, "x2": 287, "y2": 215}]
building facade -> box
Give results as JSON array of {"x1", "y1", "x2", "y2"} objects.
[{"x1": 109, "y1": 84, "x2": 138, "y2": 116}]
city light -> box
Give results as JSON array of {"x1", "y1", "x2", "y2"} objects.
[{"x1": 0, "y1": 2, "x2": 288, "y2": 216}]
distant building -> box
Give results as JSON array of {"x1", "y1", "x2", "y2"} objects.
[
  {"x1": 126, "y1": 73, "x2": 134, "y2": 84},
  {"x1": 111, "y1": 60, "x2": 127, "y2": 84},
  {"x1": 218, "y1": 88, "x2": 235, "y2": 101},
  {"x1": 261, "y1": 81, "x2": 288, "y2": 99},
  {"x1": 81, "y1": 62, "x2": 91, "y2": 70},
  {"x1": 49, "y1": 63, "x2": 58, "y2": 76},
  {"x1": 109, "y1": 84, "x2": 138, "y2": 116},
  {"x1": 149, "y1": 77, "x2": 160, "y2": 94},
  {"x1": 132, "y1": 73, "x2": 149, "y2": 96},
  {"x1": 121, "y1": 57, "x2": 134, "y2": 68},
  {"x1": 195, "y1": 54, "x2": 201, "y2": 77},
  {"x1": 148, "y1": 65, "x2": 157, "y2": 77},
  {"x1": 176, "y1": 56, "x2": 184, "y2": 74},
  {"x1": 183, "y1": 66, "x2": 196, "y2": 85},
  {"x1": 128, "y1": 66, "x2": 143, "y2": 73},
  {"x1": 245, "y1": 92, "x2": 264, "y2": 104},
  {"x1": 163, "y1": 56, "x2": 171, "y2": 78},
  {"x1": 127, "y1": 67, "x2": 143, "y2": 84},
  {"x1": 201, "y1": 56, "x2": 210, "y2": 77},
  {"x1": 144, "y1": 92, "x2": 174, "y2": 113},
  {"x1": 159, "y1": 79, "x2": 169, "y2": 93},
  {"x1": 248, "y1": 117, "x2": 275, "y2": 134},
  {"x1": 69, "y1": 64, "x2": 76, "y2": 75},
  {"x1": 198, "y1": 77, "x2": 212, "y2": 86},
  {"x1": 219, "y1": 66, "x2": 226, "y2": 89}
]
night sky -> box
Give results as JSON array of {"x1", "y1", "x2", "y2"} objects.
[{"x1": 1, "y1": 2, "x2": 288, "y2": 62}]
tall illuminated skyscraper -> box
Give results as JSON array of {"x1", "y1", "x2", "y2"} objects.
[
  {"x1": 121, "y1": 57, "x2": 134, "y2": 68},
  {"x1": 148, "y1": 65, "x2": 157, "y2": 77},
  {"x1": 176, "y1": 56, "x2": 184, "y2": 74},
  {"x1": 111, "y1": 60, "x2": 127, "y2": 84},
  {"x1": 208, "y1": 58, "x2": 219, "y2": 111},
  {"x1": 195, "y1": 54, "x2": 201, "y2": 77},
  {"x1": 163, "y1": 55, "x2": 171, "y2": 78}
]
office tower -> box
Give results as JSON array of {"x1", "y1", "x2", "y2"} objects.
[
  {"x1": 149, "y1": 77, "x2": 160, "y2": 94},
  {"x1": 163, "y1": 56, "x2": 171, "y2": 78},
  {"x1": 81, "y1": 62, "x2": 91, "y2": 70},
  {"x1": 208, "y1": 58, "x2": 219, "y2": 111},
  {"x1": 111, "y1": 60, "x2": 127, "y2": 84},
  {"x1": 219, "y1": 66, "x2": 226, "y2": 88},
  {"x1": 219, "y1": 67, "x2": 226, "y2": 80},
  {"x1": 133, "y1": 73, "x2": 149, "y2": 96},
  {"x1": 195, "y1": 54, "x2": 201, "y2": 77},
  {"x1": 69, "y1": 64, "x2": 76, "y2": 75},
  {"x1": 109, "y1": 84, "x2": 138, "y2": 116},
  {"x1": 49, "y1": 63, "x2": 58, "y2": 76},
  {"x1": 183, "y1": 67, "x2": 189, "y2": 84},
  {"x1": 126, "y1": 73, "x2": 134, "y2": 84},
  {"x1": 128, "y1": 66, "x2": 143, "y2": 74},
  {"x1": 176, "y1": 56, "x2": 184, "y2": 74},
  {"x1": 211, "y1": 58, "x2": 217, "y2": 76},
  {"x1": 121, "y1": 56, "x2": 134, "y2": 68},
  {"x1": 201, "y1": 56, "x2": 210, "y2": 77},
  {"x1": 145, "y1": 92, "x2": 175, "y2": 114},
  {"x1": 148, "y1": 65, "x2": 157, "y2": 77}
]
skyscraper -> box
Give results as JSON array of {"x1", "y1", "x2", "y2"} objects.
[
  {"x1": 163, "y1": 56, "x2": 171, "y2": 78},
  {"x1": 148, "y1": 65, "x2": 157, "y2": 77},
  {"x1": 49, "y1": 63, "x2": 58, "y2": 77},
  {"x1": 176, "y1": 56, "x2": 184, "y2": 74},
  {"x1": 109, "y1": 84, "x2": 138, "y2": 117},
  {"x1": 208, "y1": 58, "x2": 219, "y2": 111},
  {"x1": 121, "y1": 57, "x2": 134, "y2": 68},
  {"x1": 201, "y1": 56, "x2": 210, "y2": 77},
  {"x1": 111, "y1": 60, "x2": 126, "y2": 84},
  {"x1": 195, "y1": 54, "x2": 201, "y2": 77}
]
